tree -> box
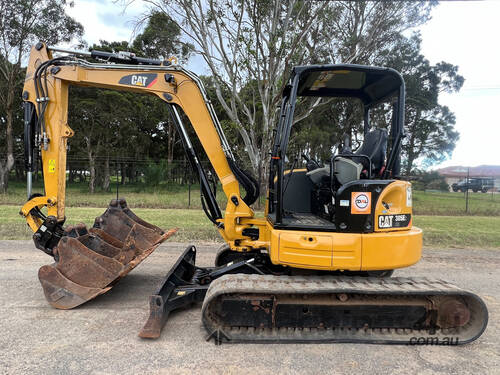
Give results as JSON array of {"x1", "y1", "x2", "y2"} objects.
[
  {"x1": 66, "y1": 13, "x2": 193, "y2": 192},
  {"x1": 0, "y1": 0, "x2": 83, "y2": 192},
  {"x1": 291, "y1": 33, "x2": 462, "y2": 175},
  {"x1": 131, "y1": 11, "x2": 193, "y2": 174},
  {"x1": 413, "y1": 170, "x2": 449, "y2": 192},
  {"x1": 375, "y1": 34, "x2": 463, "y2": 174},
  {"x1": 144, "y1": 0, "x2": 435, "y2": 190},
  {"x1": 132, "y1": 11, "x2": 193, "y2": 61}
]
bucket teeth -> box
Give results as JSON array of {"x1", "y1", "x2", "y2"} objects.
[{"x1": 37, "y1": 199, "x2": 177, "y2": 309}]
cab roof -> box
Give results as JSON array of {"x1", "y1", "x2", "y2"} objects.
[{"x1": 292, "y1": 64, "x2": 404, "y2": 107}]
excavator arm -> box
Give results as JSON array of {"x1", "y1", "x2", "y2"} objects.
[{"x1": 21, "y1": 43, "x2": 267, "y2": 254}]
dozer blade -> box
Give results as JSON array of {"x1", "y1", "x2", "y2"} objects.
[{"x1": 38, "y1": 198, "x2": 177, "y2": 309}]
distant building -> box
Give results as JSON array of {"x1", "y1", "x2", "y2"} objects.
[{"x1": 437, "y1": 165, "x2": 500, "y2": 191}]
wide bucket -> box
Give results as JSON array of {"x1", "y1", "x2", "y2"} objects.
[{"x1": 38, "y1": 198, "x2": 177, "y2": 309}]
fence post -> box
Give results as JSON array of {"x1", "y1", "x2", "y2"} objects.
[{"x1": 465, "y1": 167, "x2": 469, "y2": 214}]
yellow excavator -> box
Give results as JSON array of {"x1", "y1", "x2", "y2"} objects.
[{"x1": 20, "y1": 43, "x2": 488, "y2": 344}]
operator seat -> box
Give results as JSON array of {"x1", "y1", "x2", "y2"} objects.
[
  {"x1": 354, "y1": 128, "x2": 387, "y2": 175},
  {"x1": 308, "y1": 128, "x2": 388, "y2": 186}
]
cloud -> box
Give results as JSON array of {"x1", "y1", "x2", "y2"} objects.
[
  {"x1": 66, "y1": 0, "x2": 146, "y2": 45},
  {"x1": 66, "y1": 0, "x2": 208, "y2": 73}
]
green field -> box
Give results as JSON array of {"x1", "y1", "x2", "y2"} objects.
[
  {"x1": 412, "y1": 190, "x2": 500, "y2": 216},
  {"x1": 2, "y1": 180, "x2": 499, "y2": 214},
  {"x1": 0, "y1": 205, "x2": 219, "y2": 243},
  {"x1": 1, "y1": 182, "x2": 499, "y2": 248},
  {"x1": 1, "y1": 205, "x2": 499, "y2": 249},
  {"x1": 0, "y1": 180, "x2": 230, "y2": 210}
]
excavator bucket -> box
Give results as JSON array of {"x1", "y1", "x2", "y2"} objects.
[{"x1": 38, "y1": 198, "x2": 177, "y2": 309}]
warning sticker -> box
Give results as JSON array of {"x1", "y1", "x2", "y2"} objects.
[
  {"x1": 351, "y1": 192, "x2": 371, "y2": 214},
  {"x1": 406, "y1": 186, "x2": 412, "y2": 207},
  {"x1": 340, "y1": 199, "x2": 350, "y2": 207},
  {"x1": 48, "y1": 159, "x2": 56, "y2": 173}
]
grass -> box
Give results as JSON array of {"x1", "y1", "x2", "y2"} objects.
[
  {"x1": 0, "y1": 180, "x2": 229, "y2": 209},
  {"x1": 412, "y1": 216, "x2": 500, "y2": 249},
  {"x1": 2, "y1": 204, "x2": 500, "y2": 249},
  {"x1": 2, "y1": 180, "x2": 498, "y2": 215},
  {"x1": 0, "y1": 205, "x2": 219, "y2": 243},
  {"x1": 1, "y1": 181, "x2": 499, "y2": 248},
  {"x1": 412, "y1": 190, "x2": 500, "y2": 216}
]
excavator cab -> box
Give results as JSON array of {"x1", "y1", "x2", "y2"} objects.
[
  {"x1": 268, "y1": 65, "x2": 405, "y2": 231},
  {"x1": 259, "y1": 65, "x2": 420, "y2": 273}
]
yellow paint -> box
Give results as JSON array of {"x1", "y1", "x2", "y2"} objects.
[
  {"x1": 278, "y1": 233, "x2": 333, "y2": 267},
  {"x1": 269, "y1": 225, "x2": 420, "y2": 271},
  {"x1": 374, "y1": 180, "x2": 413, "y2": 232},
  {"x1": 361, "y1": 227, "x2": 422, "y2": 270},
  {"x1": 21, "y1": 43, "x2": 422, "y2": 274}
]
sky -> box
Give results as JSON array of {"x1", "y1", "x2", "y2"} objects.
[{"x1": 64, "y1": 0, "x2": 500, "y2": 169}]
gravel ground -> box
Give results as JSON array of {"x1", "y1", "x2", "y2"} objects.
[{"x1": 0, "y1": 240, "x2": 499, "y2": 375}]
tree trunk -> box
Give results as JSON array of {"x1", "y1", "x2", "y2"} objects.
[
  {"x1": 69, "y1": 167, "x2": 75, "y2": 183},
  {"x1": 0, "y1": 168, "x2": 11, "y2": 193},
  {"x1": 95, "y1": 164, "x2": 103, "y2": 188},
  {"x1": 85, "y1": 137, "x2": 97, "y2": 194},
  {"x1": 88, "y1": 156, "x2": 96, "y2": 194},
  {"x1": 102, "y1": 155, "x2": 110, "y2": 191},
  {"x1": 15, "y1": 160, "x2": 24, "y2": 181},
  {"x1": 0, "y1": 77, "x2": 16, "y2": 193},
  {"x1": 130, "y1": 162, "x2": 136, "y2": 183}
]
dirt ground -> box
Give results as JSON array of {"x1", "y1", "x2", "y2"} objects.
[{"x1": 0, "y1": 241, "x2": 499, "y2": 375}]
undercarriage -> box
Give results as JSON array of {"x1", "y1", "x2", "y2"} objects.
[{"x1": 139, "y1": 246, "x2": 488, "y2": 345}]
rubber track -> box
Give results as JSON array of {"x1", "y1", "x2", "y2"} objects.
[{"x1": 202, "y1": 274, "x2": 488, "y2": 345}]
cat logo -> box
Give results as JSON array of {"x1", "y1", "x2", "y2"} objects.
[
  {"x1": 118, "y1": 73, "x2": 158, "y2": 88},
  {"x1": 351, "y1": 192, "x2": 371, "y2": 214},
  {"x1": 131, "y1": 75, "x2": 147, "y2": 86},
  {"x1": 378, "y1": 215, "x2": 393, "y2": 228}
]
